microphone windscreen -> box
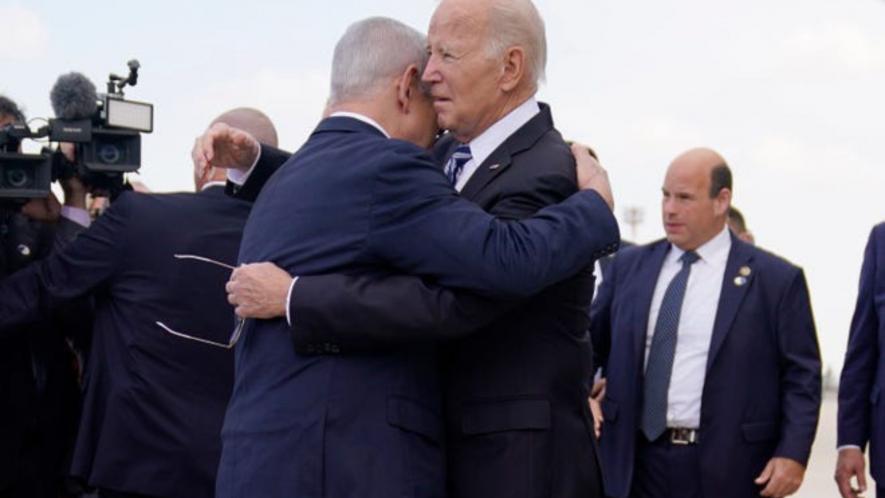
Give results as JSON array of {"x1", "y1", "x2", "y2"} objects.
[{"x1": 50, "y1": 72, "x2": 98, "y2": 120}]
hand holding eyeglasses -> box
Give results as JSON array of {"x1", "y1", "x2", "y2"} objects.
[{"x1": 226, "y1": 262, "x2": 294, "y2": 319}]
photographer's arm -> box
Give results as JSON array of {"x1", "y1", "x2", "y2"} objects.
[{"x1": 0, "y1": 193, "x2": 131, "y2": 332}]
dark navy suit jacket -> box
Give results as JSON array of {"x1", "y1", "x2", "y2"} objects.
[
  {"x1": 0, "y1": 187, "x2": 250, "y2": 498},
  {"x1": 216, "y1": 115, "x2": 618, "y2": 498},
  {"x1": 590, "y1": 233, "x2": 821, "y2": 498},
  {"x1": 0, "y1": 214, "x2": 85, "y2": 496},
  {"x1": 838, "y1": 222, "x2": 885, "y2": 481},
  {"x1": 237, "y1": 106, "x2": 619, "y2": 498}
]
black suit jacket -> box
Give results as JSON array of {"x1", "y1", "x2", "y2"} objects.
[
  {"x1": 238, "y1": 104, "x2": 618, "y2": 498},
  {"x1": 0, "y1": 187, "x2": 251, "y2": 498},
  {"x1": 0, "y1": 213, "x2": 85, "y2": 497}
]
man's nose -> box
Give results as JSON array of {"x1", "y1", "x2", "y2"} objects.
[{"x1": 422, "y1": 56, "x2": 440, "y2": 83}]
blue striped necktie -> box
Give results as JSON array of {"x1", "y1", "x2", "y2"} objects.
[
  {"x1": 640, "y1": 250, "x2": 700, "y2": 441},
  {"x1": 444, "y1": 143, "x2": 472, "y2": 186}
]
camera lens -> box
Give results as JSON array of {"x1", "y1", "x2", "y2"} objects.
[
  {"x1": 98, "y1": 144, "x2": 122, "y2": 164},
  {"x1": 5, "y1": 167, "x2": 31, "y2": 188}
]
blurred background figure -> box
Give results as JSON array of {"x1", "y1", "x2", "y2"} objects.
[
  {"x1": 836, "y1": 222, "x2": 885, "y2": 498},
  {"x1": 727, "y1": 206, "x2": 755, "y2": 244}
]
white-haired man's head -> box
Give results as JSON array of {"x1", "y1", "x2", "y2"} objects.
[{"x1": 423, "y1": 0, "x2": 547, "y2": 142}]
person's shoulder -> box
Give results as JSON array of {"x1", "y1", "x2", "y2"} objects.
[
  {"x1": 742, "y1": 240, "x2": 804, "y2": 281},
  {"x1": 872, "y1": 222, "x2": 885, "y2": 243},
  {"x1": 608, "y1": 238, "x2": 668, "y2": 278},
  {"x1": 375, "y1": 138, "x2": 441, "y2": 174}
]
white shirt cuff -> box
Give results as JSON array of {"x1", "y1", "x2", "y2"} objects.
[
  {"x1": 285, "y1": 276, "x2": 298, "y2": 326},
  {"x1": 60, "y1": 206, "x2": 91, "y2": 228},
  {"x1": 838, "y1": 445, "x2": 863, "y2": 452},
  {"x1": 227, "y1": 147, "x2": 263, "y2": 186}
]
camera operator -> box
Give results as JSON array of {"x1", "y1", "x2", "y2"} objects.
[
  {"x1": 0, "y1": 95, "x2": 91, "y2": 498},
  {"x1": 0, "y1": 107, "x2": 277, "y2": 498}
]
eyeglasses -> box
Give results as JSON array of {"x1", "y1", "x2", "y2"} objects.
[{"x1": 155, "y1": 253, "x2": 244, "y2": 349}]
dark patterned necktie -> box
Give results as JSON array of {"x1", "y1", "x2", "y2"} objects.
[
  {"x1": 444, "y1": 143, "x2": 472, "y2": 186},
  {"x1": 640, "y1": 250, "x2": 700, "y2": 440}
]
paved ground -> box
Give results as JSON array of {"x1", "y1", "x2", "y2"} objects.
[{"x1": 797, "y1": 391, "x2": 871, "y2": 498}]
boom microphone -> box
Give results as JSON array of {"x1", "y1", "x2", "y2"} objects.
[{"x1": 50, "y1": 72, "x2": 98, "y2": 120}]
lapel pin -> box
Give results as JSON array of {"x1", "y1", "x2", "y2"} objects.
[
  {"x1": 488, "y1": 163, "x2": 501, "y2": 170},
  {"x1": 739, "y1": 266, "x2": 752, "y2": 277},
  {"x1": 734, "y1": 276, "x2": 747, "y2": 287}
]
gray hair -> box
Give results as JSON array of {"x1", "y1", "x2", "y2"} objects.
[
  {"x1": 485, "y1": 0, "x2": 547, "y2": 87},
  {"x1": 328, "y1": 17, "x2": 428, "y2": 106}
]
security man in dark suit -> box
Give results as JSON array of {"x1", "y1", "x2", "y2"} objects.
[
  {"x1": 836, "y1": 222, "x2": 885, "y2": 498},
  {"x1": 590, "y1": 149, "x2": 821, "y2": 498},
  {"x1": 193, "y1": 14, "x2": 618, "y2": 498},
  {"x1": 0, "y1": 108, "x2": 277, "y2": 498}
]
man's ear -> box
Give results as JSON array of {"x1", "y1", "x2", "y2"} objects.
[
  {"x1": 396, "y1": 64, "x2": 421, "y2": 113},
  {"x1": 500, "y1": 46, "x2": 527, "y2": 92},
  {"x1": 714, "y1": 189, "x2": 732, "y2": 217}
]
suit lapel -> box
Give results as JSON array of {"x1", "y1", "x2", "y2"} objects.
[
  {"x1": 705, "y1": 233, "x2": 755, "y2": 372},
  {"x1": 459, "y1": 103, "x2": 556, "y2": 200},
  {"x1": 633, "y1": 241, "x2": 671, "y2": 363}
]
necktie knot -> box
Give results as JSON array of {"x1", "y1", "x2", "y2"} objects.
[
  {"x1": 444, "y1": 143, "x2": 473, "y2": 186},
  {"x1": 680, "y1": 250, "x2": 700, "y2": 267}
]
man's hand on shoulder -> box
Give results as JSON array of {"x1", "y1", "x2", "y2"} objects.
[
  {"x1": 192, "y1": 122, "x2": 260, "y2": 178},
  {"x1": 571, "y1": 143, "x2": 614, "y2": 211},
  {"x1": 226, "y1": 262, "x2": 294, "y2": 319}
]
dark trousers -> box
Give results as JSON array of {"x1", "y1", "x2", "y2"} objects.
[
  {"x1": 99, "y1": 489, "x2": 160, "y2": 498},
  {"x1": 630, "y1": 434, "x2": 703, "y2": 498}
]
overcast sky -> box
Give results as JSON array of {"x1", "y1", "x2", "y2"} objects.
[{"x1": 2, "y1": 0, "x2": 884, "y2": 373}]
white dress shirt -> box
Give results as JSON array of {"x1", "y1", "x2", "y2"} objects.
[
  {"x1": 453, "y1": 97, "x2": 540, "y2": 191},
  {"x1": 644, "y1": 226, "x2": 731, "y2": 429}
]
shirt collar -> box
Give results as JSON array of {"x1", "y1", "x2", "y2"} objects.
[
  {"x1": 667, "y1": 225, "x2": 732, "y2": 266},
  {"x1": 467, "y1": 96, "x2": 540, "y2": 167},
  {"x1": 329, "y1": 111, "x2": 391, "y2": 138},
  {"x1": 201, "y1": 181, "x2": 226, "y2": 192}
]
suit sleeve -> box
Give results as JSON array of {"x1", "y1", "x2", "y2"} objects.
[
  {"x1": 226, "y1": 144, "x2": 292, "y2": 203},
  {"x1": 366, "y1": 147, "x2": 620, "y2": 299},
  {"x1": 0, "y1": 194, "x2": 132, "y2": 331},
  {"x1": 289, "y1": 273, "x2": 511, "y2": 351},
  {"x1": 837, "y1": 227, "x2": 881, "y2": 449},
  {"x1": 773, "y1": 268, "x2": 823, "y2": 465}
]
